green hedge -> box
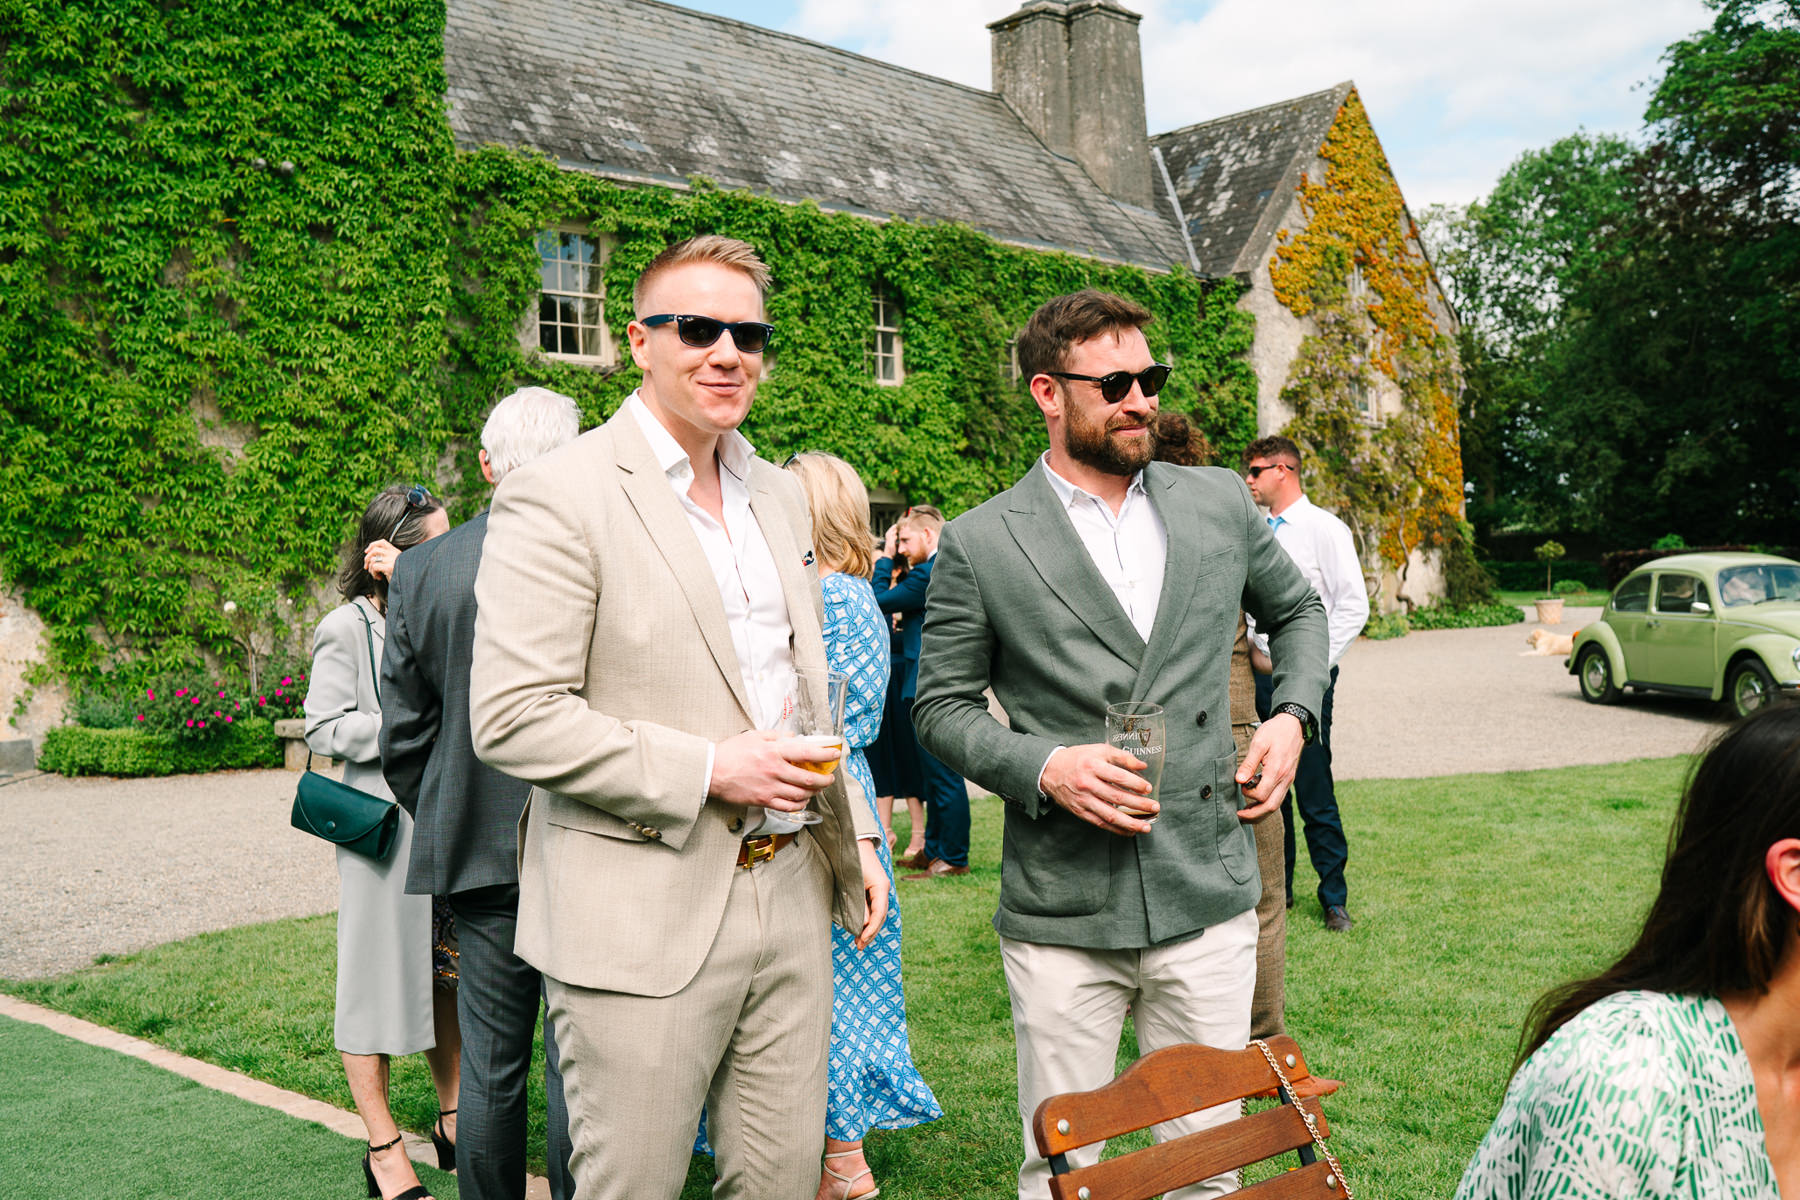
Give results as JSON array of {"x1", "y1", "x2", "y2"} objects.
[
  {"x1": 1482, "y1": 560, "x2": 1607, "y2": 592},
  {"x1": 1406, "y1": 601, "x2": 1526, "y2": 631},
  {"x1": 38, "y1": 718, "x2": 281, "y2": 777}
]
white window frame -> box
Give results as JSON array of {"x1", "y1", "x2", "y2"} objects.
[
  {"x1": 526, "y1": 226, "x2": 616, "y2": 367},
  {"x1": 868, "y1": 284, "x2": 903, "y2": 386}
]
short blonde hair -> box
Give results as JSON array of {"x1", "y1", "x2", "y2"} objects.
[
  {"x1": 633, "y1": 235, "x2": 771, "y2": 315},
  {"x1": 784, "y1": 452, "x2": 874, "y2": 579}
]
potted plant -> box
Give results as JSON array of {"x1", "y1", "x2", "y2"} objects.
[{"x1": 1534, "y1": 539, "x2": 1567, "y2": 623}]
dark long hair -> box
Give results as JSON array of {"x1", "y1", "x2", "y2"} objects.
[
  {"x1": 336, "y1": 484, "x2": 444, "y2": 609},
  {"x1": 1518, "y1": 702, "x2": 1800, "y2": 1066}
]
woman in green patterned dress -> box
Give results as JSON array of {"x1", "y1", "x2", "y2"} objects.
[{"x1": 1458, "y1": 702, "x2": 1800, "y2": 1199}]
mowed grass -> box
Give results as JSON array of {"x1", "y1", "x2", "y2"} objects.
[
  {"x1": 4, "y1": 756, "x2": 1692, "y2": 1199},
  {"x1": 0, "y1": 1013, "x2": 458, "y2": 1199}
]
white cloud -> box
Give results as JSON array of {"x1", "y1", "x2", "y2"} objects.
[{"x1": 778, "y1": 0, "x2": 1715, "y2": 206}]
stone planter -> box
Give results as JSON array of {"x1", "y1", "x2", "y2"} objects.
[
  {"x1": 1534, "y1": 597, "x2": 1565, "y2": 624},
  {"x1": 273, "y1": 717, "x2": 317, "y2": 770}
]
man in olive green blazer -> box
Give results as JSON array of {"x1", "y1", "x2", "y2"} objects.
[
  {"x1": 913, "y1": 290, "x2": 1328, "y2": 1199},
  {"x1": 469, "y1": 237, "x2": 886, "y2": 1200}
]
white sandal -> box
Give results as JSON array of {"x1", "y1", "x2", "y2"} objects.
[{"x1": 823, "y1": 1148, "x2": 880, "y2": 1200}]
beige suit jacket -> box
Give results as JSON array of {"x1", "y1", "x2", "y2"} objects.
[{"x1": 469, "y1": 409, "x2": 873, "y2": 997}]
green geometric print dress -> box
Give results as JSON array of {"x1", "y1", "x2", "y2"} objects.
[{"x1": 1456, "y1": 991, "x2": 1779, "y2": 1198}]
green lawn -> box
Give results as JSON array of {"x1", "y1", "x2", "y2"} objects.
[
  {"x1": 4, "y1": 756, "x2": 1691, "y2": 1199},
  {"x1": 1497, "y1": 589, "x2": 1611, "y2": 609},
  {"x1": 0, "y1": 1012, "x2": 458, "y2": 1199}
]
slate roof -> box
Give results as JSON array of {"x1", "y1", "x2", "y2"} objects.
[
  {"x1": 1151, "y1": 83, "x2": 1353, "y2": 278},
  {"x1": 445, "y1": 0, "x2": 1190, "y2": 270}
]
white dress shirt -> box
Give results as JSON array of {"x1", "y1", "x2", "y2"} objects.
[
  {"x1": 1040, "y1": 455, "x2": 1169, "y2": 640},
  {"x1": 1036, "y1": 455, "x2": 1170, "y2": 791},
  {"x1": 1246, "y1": 494, "x2": 1369, "y2": 667},
  {"x1": 626, "y1": 393, "x2": 801, "y2": 835}
]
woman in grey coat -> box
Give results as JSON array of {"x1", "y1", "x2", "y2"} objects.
[{"x1": 305, "y1": 483, "x2": 459, "y2": 1200}]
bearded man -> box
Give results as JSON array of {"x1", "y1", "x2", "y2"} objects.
[{"x1": 911, "y1": 289, "x2": 1328, "y2": 1199}]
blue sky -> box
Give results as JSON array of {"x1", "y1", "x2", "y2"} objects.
[{"x1": 673, "y1": 0, "x2": 1714, "y2": 209}]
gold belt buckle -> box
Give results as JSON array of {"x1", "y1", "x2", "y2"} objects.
[{"x1": 740, "y1": 834, "x2": 778, "y2": 868}]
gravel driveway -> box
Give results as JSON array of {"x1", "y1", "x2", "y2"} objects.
[{"x1": 0, "y1": 606, "x2": 1729, "y2": 981}]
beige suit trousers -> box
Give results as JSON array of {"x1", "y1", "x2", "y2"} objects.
[
  {"x1": 546, "y1": 836, "x2": 834, "y2": 1200},
  {"x1": 1000, "y1": 907, "x2": 1258, "y2": 1200}
]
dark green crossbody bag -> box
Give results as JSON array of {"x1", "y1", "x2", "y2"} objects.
[{"x1": 289, "y1": 604, "x2": 399, "y2": 862}]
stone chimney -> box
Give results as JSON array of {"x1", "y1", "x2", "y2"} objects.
[{"x1": 989, "y1": 0, "x2": 1155, "y2": 210}]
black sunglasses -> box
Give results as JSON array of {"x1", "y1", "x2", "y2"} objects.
[
  {"x1": 641, "y1": 313, "x2": 775, "y2": 355},
  {"x1": 1245, "y1": 463, "x2": 1292, "y2": 479},
  {"x1": 1046, "y1": 362, "x2": 1172, "y2": 404},
  {"x1": 387, "y1": 484, "x2": 434, "y2": 543}
]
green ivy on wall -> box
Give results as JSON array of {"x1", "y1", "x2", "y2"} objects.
[
  {"x1": 1266, "y1": 91, "x2": 1471, "y2": 602},
  {"x1": 0, "y1": 0, "x2": 1257, "y2": 686}
]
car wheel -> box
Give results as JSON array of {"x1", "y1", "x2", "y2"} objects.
[
  {"x1": 1577, "y1": 645, "x2": 1621, "y2": 705},
  {"x1": 1727, "y1": 658, "x2": 1778, "y2": 719}
]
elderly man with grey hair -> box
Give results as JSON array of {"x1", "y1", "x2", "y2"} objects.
[{"x1": 379, "y1": 385, "x2": 583, "y2": 1200}]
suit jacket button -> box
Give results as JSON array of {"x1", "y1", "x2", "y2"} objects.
[
  {"x1": 728, "y1": 817, "x2": 744, "y2": 833},
  {"x1": 1201, "y1": 785, "x2": 1213, "y2": 800},
  {"x1": 1196, "y1": 710, "x2": 1208, "y2": 727}
]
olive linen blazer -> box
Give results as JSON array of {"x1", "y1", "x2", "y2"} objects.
[
  {"x1": 912, "y1": 461, "x2": 1329, "y2": 949},
  {"x1": 468, "y1": 410, "x2": 874, "y2": 997}
]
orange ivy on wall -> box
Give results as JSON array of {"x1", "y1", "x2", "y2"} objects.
[{"x1": 1266, "y1": 91, "x2": 1468, "y2": 598}]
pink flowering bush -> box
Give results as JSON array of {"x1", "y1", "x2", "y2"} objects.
[{"x1": 134, "y1": 680, "x2": 250, "y2": 744}]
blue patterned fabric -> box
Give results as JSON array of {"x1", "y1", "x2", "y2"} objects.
[
  {"x1": 818, "y1": 572, "x2": 942, "y2": 1139},
  {"x1": 694, "y1": 573, "x2": 940, "y2": 1155}
]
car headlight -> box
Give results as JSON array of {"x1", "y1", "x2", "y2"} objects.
[{"x1": 1792, "y1": 645, "x2": 1800, "y2": 671}]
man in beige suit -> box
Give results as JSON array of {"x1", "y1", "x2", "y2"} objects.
[{"x1": 469, "y1": 236, "x2": 888, "y2": 1200}]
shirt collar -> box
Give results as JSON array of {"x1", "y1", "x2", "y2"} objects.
[
  {"x1": 625, "y1": 390, "x2": 756, "y2": 486},
  {"x1": 1268, "y1": 493, "x2": 1314, "y2": 523},
  {"x1": 1040, "y1": 453, "x2": 1147, "y2": 513}
]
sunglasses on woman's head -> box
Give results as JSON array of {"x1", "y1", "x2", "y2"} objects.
[
  {"x1": 387, "y1": 484, "x2": 434, "y2": 543},
  {"x1": 641, "y1": 313, "x2": 775, "y2": 355},
  {"x1": 1046, "y1": 362, "x2": 1172, "y2": 404}
]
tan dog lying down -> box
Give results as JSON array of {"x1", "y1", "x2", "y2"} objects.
[{"x1": 1523, "y1": 627, "x2": 1575, "y2": 656}]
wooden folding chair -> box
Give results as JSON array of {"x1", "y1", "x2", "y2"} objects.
[{"x1": 1030, "y1": 1036, "x2": 1349, "y2": 1200}]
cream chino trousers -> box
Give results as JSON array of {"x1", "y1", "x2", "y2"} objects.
[{"x1": 1001, "y1": 906, "x2": 1259, "y2": 1200}]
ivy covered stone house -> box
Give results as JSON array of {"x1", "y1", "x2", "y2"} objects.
[{"x1": 0, "y1": 0, "x2": 1458, "y2": 738}]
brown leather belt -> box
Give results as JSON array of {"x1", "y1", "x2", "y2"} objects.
[{"x1": 736, "y1": 832, "x2": 798, "y2": 868}]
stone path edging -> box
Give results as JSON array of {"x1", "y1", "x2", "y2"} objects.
[{"x1": 0, "y1": 992, "x2": 551, "y2": 1198}]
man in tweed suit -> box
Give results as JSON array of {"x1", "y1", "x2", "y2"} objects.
[
  {"x1": 913, "y1": 290, "x2": 1328, "y2": 1199},
  {"x1": 380, "y1": 386, "x2": 581, "y2": 1200},
  {"x1": 469, "y1": 236, "x2": 887, "y2": 1200}
]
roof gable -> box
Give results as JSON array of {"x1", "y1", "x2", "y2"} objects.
[
  {"x1": 445, "y1": 0, "x2": 1189, "y2": 269},
  {"x1": 1151, "y1": 83, "x2": 1352, "y2": 277}
]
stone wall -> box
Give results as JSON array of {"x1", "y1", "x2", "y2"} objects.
[{"x1": 0, "y1": 585, "x2": 67, "y2": 748}]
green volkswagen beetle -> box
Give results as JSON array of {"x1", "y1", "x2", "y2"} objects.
[{"x1": 1568, "y1": 552, "x2": 1800, "y2": 717}]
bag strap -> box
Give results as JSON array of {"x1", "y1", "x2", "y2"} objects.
[
  {"x1": 1250, "y1": 1038, "x2": 1352, "y2": 1198},
  {"x1": 301, "y1": 599, "x2": 382, "y2": 775}
]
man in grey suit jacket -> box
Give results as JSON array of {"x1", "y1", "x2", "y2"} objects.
[
  {"x1": 380, "y1": 387, "x2": 582, "y2": 1200},
  {"x1": 913, "y1": 290, "x2": 1329, "y2": 1199},
  {"x1": 469, "y1": 237, "x2": 887, "y2": 1200}
]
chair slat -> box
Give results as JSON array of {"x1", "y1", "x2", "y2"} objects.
[
  {"x1": 1034, "y1": 1036, "x2": 1314, "y2": 1156},
  {"x1": 1045, "y1": 1101, "x2": 1328, "y2": 1200},
  {"x1": 1237, "y1": 1158, "x2": 1347, "y2": 1198}
]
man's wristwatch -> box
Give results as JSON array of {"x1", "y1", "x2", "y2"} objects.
[{"x1": 1271, "y1": 702, "x2": 1317, "y2": 745}]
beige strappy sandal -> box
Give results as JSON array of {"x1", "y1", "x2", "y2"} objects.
[{"x1": 822, "y1": 1148, "x2": 880, "y2": 1199}]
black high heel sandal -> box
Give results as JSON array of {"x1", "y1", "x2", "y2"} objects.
[
  {"x1": 431, "y1": 1108, "x2": 457, "y2": 1172},
  {"x1": 362, "y1": 1133, "x2": 433, "y2": 1200}
]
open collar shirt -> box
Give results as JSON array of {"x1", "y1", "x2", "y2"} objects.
[
  {"x1": 1248, "y1": 493, "x2": 1370, "y2": 667},
  {"x1": 626, "y1": 392, "x2": 800, "y2": 835},
  {"x1": 1040, "y1": 454, "x2": 1169, "y2": 641}
]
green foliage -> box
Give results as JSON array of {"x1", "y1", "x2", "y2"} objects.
[
  {"x1": 1441, "y1": 523, "x2": 1500, "y2": 607},
  {"x1": 1406, "y1": 601, "x2": 1527, "y2": 631},
  {"x1": 1534, "y1": 539, "x2": 1565, "y2": 596},
  {"x1": 1428, "y1": 2, "x2": 1800, "y2": 547},
  {"x1": 1362, "y1": 610, "x2": 1410, "y2": 640},
  {"x1": 0, "y1": 2, "x2": 1258, "y2": 687},
  {"x1": 1483, "y1": 559, "x2": 1608, "y2": 592},
  {"x1": 1552, "y1": 578, "x2": 1587, "y2": 596},
  {"x1": 38, "y1": 718, "x2": 281, "y2": 777},
  {"x1": 1652, "y1": 532, "x2": 1690, "y2": 551}
]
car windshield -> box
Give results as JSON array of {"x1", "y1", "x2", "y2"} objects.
[{"x1": 1717, "y1": 564, "x2": 1800, "y2": 607}]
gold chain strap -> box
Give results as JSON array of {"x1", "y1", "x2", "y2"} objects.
[{"x1": 1250, "y1": 1038, "x2": 1352, "y2": 1198}]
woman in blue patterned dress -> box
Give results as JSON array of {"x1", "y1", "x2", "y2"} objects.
[{"x1": 789, "y1": 451, "x2": 943, "y2": 1200}]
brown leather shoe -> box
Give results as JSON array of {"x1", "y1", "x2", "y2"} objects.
[
  {"x1": 897, "y1": 849, "x2": 934, "y2": 870},
  {"x1": 1324, "y1": 905, "x2": 1353, "y2": 933},
  {"x1": 904, "y1": 859, "x2": 969, "y2": 880}
]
